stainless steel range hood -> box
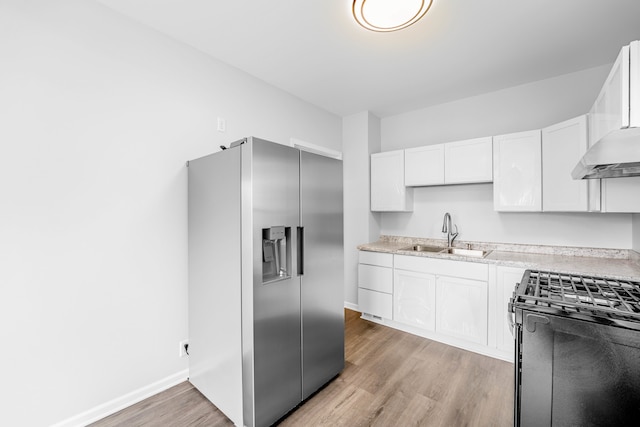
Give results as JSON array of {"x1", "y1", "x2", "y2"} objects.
[{"x1": 572, "y1": 127, "x2": 640, "y2": 179}]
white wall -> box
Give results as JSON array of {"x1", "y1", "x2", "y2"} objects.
[
  {"x1": 382, "y1": 64, "x2": 611, "y2": 149},
  {"x1": 380, "y1": 65, "x2": 634, "y2": 249},
  {"x1": 343, "y1": 111, "x2": 381, "y2": 305},
  {"x1": 0, "y1": 1, "x2": 341, "y2": 426}
]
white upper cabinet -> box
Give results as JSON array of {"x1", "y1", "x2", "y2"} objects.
[
  {"x1": 590, "y1": 42, "x2": 639, "y2": 139},
  {"x1": 405, "y1": 137, "x2": 492, "y2": 186},
  {"x1": 589, "y1": 41, "x2": 640, "y2": 213},
  {"x1": 371, "y1": 150, "x2": 413, "y2": 212},
  {"x1": 600, "y1": 177, "x2": 640, "y2": 212},
  {"x1": 542, "y1": 115, "x2": 592, "y2": 212},
  {"x1": 444, "y1": 137, "x2": 493, "y2": 184},
  {"x1": 404, "y1": 144, "x2": 445, "y2": 186},
  {"x1": 493, "y1": 130, "x2": 542, "y2": 211}
]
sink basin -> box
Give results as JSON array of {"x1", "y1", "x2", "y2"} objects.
[
  {"x1": 439, "y1": 248, "x2": 488, "y2": 258},
  {"x1": 400, "y1": 245, "x2": 489, "y2": 258},
  {"x1": 401, "y1": 245, "x2": 444, "y2": 253}
]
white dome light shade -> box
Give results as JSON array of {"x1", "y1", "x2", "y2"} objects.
[{"x1": 352, "y1": 0, "x2": 433, "y2": 32}]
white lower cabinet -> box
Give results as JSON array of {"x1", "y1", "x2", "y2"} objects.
[
  {"x1": 393, "y1": 255, "x2": 489, "y2": 347},
  {"x1": 436, "y1": 276, "x2": 488, "y2": 345},
  {"x1": 494, "y1": 266, "x2": 525, "y2": 355},
  {"x1": 358, "y1": 251, "x2": 393, "y2": 318},
  {"x1": 359, "y1": 251, "x2": 520, "y2": 361},
  {"x1": 393, "y1": 269, "x2": 436, "y2": 331},
  {"x1": 358, "y1": 263, "x2": 392, "y2": 293},
  {"x1": 358, "y1": 288, "x2": 393, "y2": 319}
]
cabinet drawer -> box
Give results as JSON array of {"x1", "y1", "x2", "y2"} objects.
[
  {"x1": 359, "y1": 251, "x2": 393, "y2": 268},
  {"x1": 358, "y1": 264, "x2": 393, "y2": 293},
  {"x1": 358, "y1": 288, "x2": 393, "y2": 319},
  {"x1": 394, "y1": 255, "x2": 488, "y2": 281}
]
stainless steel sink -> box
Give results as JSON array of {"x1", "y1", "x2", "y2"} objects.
[
  {"x1": 401, "y1": 245, "x2": 444, "y2": 253},
  {"x1": 400, "y1": 245, "x2": 489, "y2": 258},
  {"x1": 439, "y1": 248, "x2": 488, "y2": 258}
]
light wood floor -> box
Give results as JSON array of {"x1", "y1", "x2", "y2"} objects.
[{"x1": 91, "y1": 309, "x2": 513, "y2": 426}]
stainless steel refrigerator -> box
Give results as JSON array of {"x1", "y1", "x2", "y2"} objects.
[{"x1": 187, "y1": 137, "x2": 344, "y2": 427}]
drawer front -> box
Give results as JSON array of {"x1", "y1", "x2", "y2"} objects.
[
  {"x1": 358, "y1": 264, "x2": 393, "y2": 293},
  {"x1": 394, "y1": 255, "x2": 488, "y2": 281},
  {"x1": 358, "y1": 288, "x2": 393, "y2": 319},
  {"x1": 359, "y1": 250, "x2": 393, "y2": 267}
]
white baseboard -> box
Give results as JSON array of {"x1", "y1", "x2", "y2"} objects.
[
  {"x1": 344, "y1": 301, "x2": 359, "y2": 312},
  {"x1": 51, "y1": 369, "x2": 189, "y2": 427}
]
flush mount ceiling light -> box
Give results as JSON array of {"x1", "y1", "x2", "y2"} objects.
[{"x1": 352, "y1": 0, "x2": 433, "y2": 32}]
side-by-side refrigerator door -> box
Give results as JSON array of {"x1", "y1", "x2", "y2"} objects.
[
  {"x1": 300, "y1": 151, "x2": 345, "y2": 399},
  {"x1": 246, "y1": 139, "x2": 302, "y2": 427}
]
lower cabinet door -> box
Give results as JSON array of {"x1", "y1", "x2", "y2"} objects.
[
  {"x1": 496, "y1": 266, "x2": 525, "y2": 353},
  {"x1": 436, "y1": 276, "x2": 488, "y2": 345},
  {"x1": 393, "y1": 269, "x2": 436, "y2": 331},
  {"x1": 358, "y1": 288, "x2": 392, "y2": 319}
]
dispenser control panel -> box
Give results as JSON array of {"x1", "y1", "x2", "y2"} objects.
[
  {"x1": 262, "y1": 226, "x2": 290, "y2": 284},
  {"x1": 267, "y1": 226, "x2": 285, "y2": 240}
]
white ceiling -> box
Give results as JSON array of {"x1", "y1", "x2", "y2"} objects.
[{"x1": 96, "y1": 0, "x2": 640, "y2": 118}]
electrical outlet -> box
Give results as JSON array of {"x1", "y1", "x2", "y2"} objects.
[{"x1": 179, "y1": 339, "x2": 189, "y2": 358}]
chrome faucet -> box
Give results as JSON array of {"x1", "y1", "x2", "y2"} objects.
[{"x1": 442, "y1": 212, "x2": 459, "y2": 248}]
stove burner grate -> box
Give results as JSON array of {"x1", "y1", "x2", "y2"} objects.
[{"x1": 517, "y1": 270, "x2": 640, "y2": 320}]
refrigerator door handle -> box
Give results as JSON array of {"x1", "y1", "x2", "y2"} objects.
[{"x1": 297, "y1": 226, "x2": 304, "y2": 276}]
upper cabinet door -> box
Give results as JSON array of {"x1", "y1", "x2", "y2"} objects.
[
  {"x1": 493, "y1": 130, "x2": 542, "y2": 211},
  {"x1": 404, "y1": 138, "x2": 492, "y2": 187},
  {"x1": 590, "y1": 41, "x2": 640, "y2": 213},
  {"x1": 590, "y1": 44, "x2": 629, "y2": 140},
  {"x1": 371, "y1": 150, "x2": 413, "y2": 212},
  {"x1": 445, "y1": 137, "x2": 493, "y2": 184},
  {"x1": 542, "y1": 115, "x2": 590, "y2": 212},
  {"x1": 404, "y1": 144, "x2": 445, "y2": 186},
  {"x1": 631, "y1": 40, "x2": 640, "y2": 127}
]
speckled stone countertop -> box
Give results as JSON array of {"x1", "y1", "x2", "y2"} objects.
[{"x1": 357, "y1": 235, "x2": 640, "y2": 281}]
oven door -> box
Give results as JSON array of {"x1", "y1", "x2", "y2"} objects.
[{"x1": 519, "y1": 310, "x2": 640, "y2": 427}]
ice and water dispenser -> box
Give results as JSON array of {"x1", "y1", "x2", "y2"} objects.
[{"x1": 262, "y1": 226, "x2": 291, "y2": 283}]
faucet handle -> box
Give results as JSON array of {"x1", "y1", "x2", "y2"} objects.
[{"x1": 451, "y1": 224, "x2": 459, "y2": 242}]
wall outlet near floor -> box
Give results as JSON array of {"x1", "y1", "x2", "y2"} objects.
[{"x1": 179, "y1": 339, "x2": 189, "y2": 358}]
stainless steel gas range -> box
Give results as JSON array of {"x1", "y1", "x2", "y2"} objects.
[{"x1": 509, "y1": 270, "x2": 640, "y2": 427}]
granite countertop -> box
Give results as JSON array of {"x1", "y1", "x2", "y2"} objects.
[{"x1": 358, "y1": 235, "x2": 640, "y2": 281}]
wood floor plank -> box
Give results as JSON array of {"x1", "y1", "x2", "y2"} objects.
[{"x1": 90, "y1": 309, "x2": 513, "y2": 427}]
